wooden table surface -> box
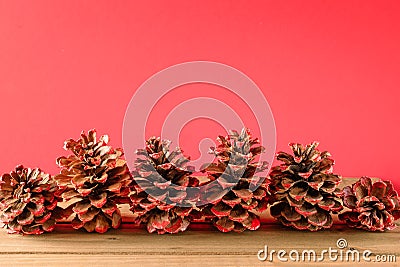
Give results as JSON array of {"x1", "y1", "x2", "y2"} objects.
[{"x1": 0, "y1": 178, "x2": 399, "y2": 267}]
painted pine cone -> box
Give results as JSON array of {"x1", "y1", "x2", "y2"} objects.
[
  {"x1": 54, "y1": 130, "x2": 131, "y2": 233},
  {"x1": 202, "y1": 128, "x2": 269, "y2": 233},
  {"x1": 339, "y1": 177, "x2": 400, "y2": 231},
  {"x1": 130, "y1": 137, "x2": 200, "y2": 234},
  {"x1": 268, "y1": 142, "x2": 342, "y2": 231},
  {"x1": 0, "y1": 165, "x2": 63, "y2": 235}
]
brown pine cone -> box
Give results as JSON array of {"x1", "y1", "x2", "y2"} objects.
[
  {"x1": 0, "y1": 165, "x2": 63, "y2": 235},
  {"x1": 129, "y1": 137, "x2": 200, "y2": 234},
  {"x1": 339, "y1": 176, "x2": 400, "y2": 231},
  {"x1": 201, "y1": 128, "x2": 269, "y2": 233},
  {"x1": 54, "y1": 129, "x2": 131, "y2": 233},
  {"x1": 268, "y1": 142, "x2": 342, "y2": 231}
]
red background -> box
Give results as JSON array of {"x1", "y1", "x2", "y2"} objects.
[{"x1": 1, "y1": 1, "x2": 399, "y2": 189}]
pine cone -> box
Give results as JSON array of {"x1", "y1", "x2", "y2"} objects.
[
  {"x1": 201, "y1": 128, "x2": 269, "y2": 233},
  {"x1": 129, "y1": 137, "x2": 200, "y2": 234},
  {"x1": 268, "y1": 142, "x2": 342, "y2": 231},
  {"x1": 339, "y1": 177, "x2": 400, "y2": 231},
  {"x1": 54, "y1": 130, "x2": 131, "y2": 233},
  {"x1": 0, "y1": 165, "x2": 62, "y2": 235}
]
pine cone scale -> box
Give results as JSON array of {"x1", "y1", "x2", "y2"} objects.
[
  {"x1": 268, "y1": 142, "x2": 343, "y2": 231},
  {"x1": 129, "y1": 136, "x2": 199, "y2": 234},
  {"x1": 55, "y1": 130, "x2": 131, "y2": 233},
  {"x1": 339, "y1": 177, "x2": 400, "y2": 231},
  {"x1": 0, "y1": 166, "x2": 61, "y2": 235},
  {"x1": 202, "y1": 129, "x2": 269, "y2": 233}
]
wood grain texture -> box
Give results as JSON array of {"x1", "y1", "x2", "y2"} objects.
[
  {"x1": 0, "y1": 178, "x2": 398, "y2": 266},
  {"x1": 0, "y1": 224, "x2": 398, "y2": 266}
]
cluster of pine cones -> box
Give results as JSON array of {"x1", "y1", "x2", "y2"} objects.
[{"x1": 0, "y1": 129, "x2": 399, "y2": 235}]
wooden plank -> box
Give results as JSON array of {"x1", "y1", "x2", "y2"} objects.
[{"x1": 0, "y1": 224, "x2": 398, "y2": 266}]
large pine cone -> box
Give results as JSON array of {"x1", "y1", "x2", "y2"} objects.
[
  {"x1": 339, "y1": 177, "x2": 400, "y2": 231},
  {"x1": 54, "y1": 130, "x2": 131, "y2": 233},
  {"x1": 0, "y1": 165, "x2": 63, "y2": 235},
  {"x1": 268, "y1": 142, "x2": 342, "y2": 231},
  {"x1": 201, "y1": 128, "x2": 269, "y2": 233},
  {"x1": 129, "y1": 137, "x2": 200, "y2": 234}
]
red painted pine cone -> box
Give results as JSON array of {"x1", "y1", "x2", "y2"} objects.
[
  {"x1": 129, "y1": 137, "x2": 200, "y2": 234},
  {"x1": 202, "y1": 129, "x2": 269, "y2": 232},
  {"x1": 268, "y1": 142, "x2": 342, "y2": 231},
  {"x1": 339, "y1": 177, "x2": 400, "y2": 231},
  {"x1": 0, "y1": 165, "x2": 63, "y2": 234},
  {"x1": 54, "y1": 129, "x2": 131, "y2": 233}
]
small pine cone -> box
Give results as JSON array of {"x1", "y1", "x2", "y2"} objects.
[
  {"x1": 129, "y1": 137, "x2": 200, "y2": 234},
  {"x1": 54, "y1": 129, "x2": 132, "y2": 233},
  {"x1": 202, "y1": 128, "x2": 269, "y2": 233},
  {"x1": 268, "y1": 142, "x2": 343, "y2": 231},
  {"x1": 339, "y1": 177, "x2": 400, "y2": 231},
  {"x1": 0, "y1": 165, "x2": 62, "y2": 235}
]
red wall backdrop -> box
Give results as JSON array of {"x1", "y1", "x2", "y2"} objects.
[{"x1": 1, "y1": 1, "x2": 399, "y2": 189}]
